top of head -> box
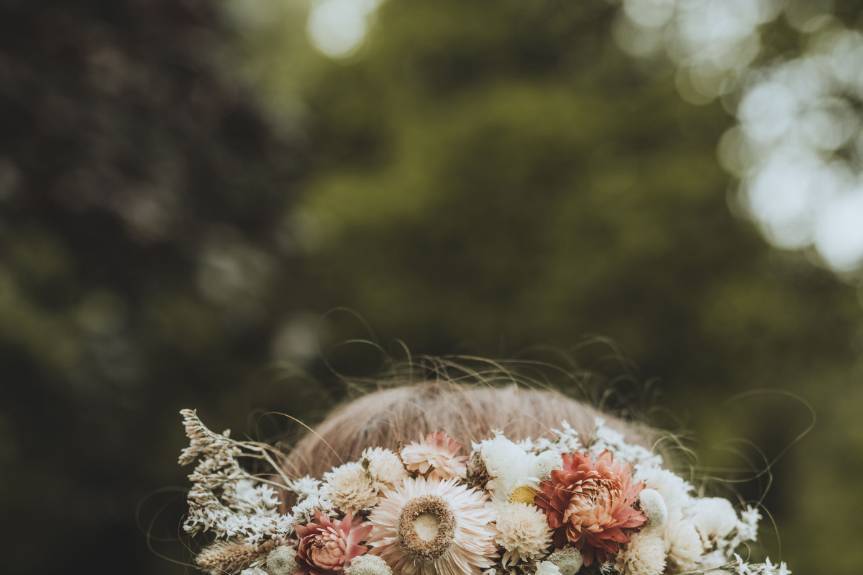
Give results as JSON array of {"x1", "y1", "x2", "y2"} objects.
[{"x1": 283, "y1": 380, "x2": 655, "y2": 478}]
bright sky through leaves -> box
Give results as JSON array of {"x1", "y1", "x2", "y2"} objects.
[{"x1": 303, "y1": 0, "x2": 863, "y2": 274}]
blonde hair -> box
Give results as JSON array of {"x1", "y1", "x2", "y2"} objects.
[{"x1": 283, "y1": 379, "x2": 657, "y2": 478}]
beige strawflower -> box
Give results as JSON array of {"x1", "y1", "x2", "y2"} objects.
[
  {"x1": 494, "y1": 502, "x2": 552, "y2": 566},
  {"x1": 368, "y1": 477, "x2": 497, "y2": 575},
  {"x1": 322, "y1": 462, "x2": 379, "y2": 512},
  {"x1": 401, "y1": 432, "x2": 468, "y2": 480},
  {"x1": 362, "y1": 447, "x2": 408, "y2": 491}
]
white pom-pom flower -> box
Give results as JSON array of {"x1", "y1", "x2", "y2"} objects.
[
  {"x1": 476, "y1": 435, "x2": 535, "y2": 499},
  {"x1": 690, "y1": 497, "x2": 738, "y2": 542},
  {"x1": 535, "y1": 560, "x2": 562, "y2": 575},
  {"x1": 639, "y1": 489, "x2": 668, "y2": 528},
  {"x1": 266, "y1": 545, "x2": 298, "y2": 575},
  {"x1": 667, "y1": 520, "x2": 704, "y2": 570},
  {"x1": 239, "y1": 569, "x2": 267, "y2": 575},
  {"x1": 494, "y1": 502, "x2": 552, "y2": 566},
  {"x1": 546, "y1": 547, "x2": 583, "y2": 575},
  {"x1": 346, "y1": 554, "x2": 393, "y2": 575},
  {"x1": 362, "y1": 447, "x2": 408, "y2": 491},
  {"x1": 322, "y1": 462, "x2": 379, "y2": 512},
  {"x1": 619, "y1": 531, "x2": 667, "y2": 575}
]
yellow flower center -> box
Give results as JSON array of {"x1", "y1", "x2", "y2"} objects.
[{"x1": 509, "y1": 485, "x2": 539, "y2": 505}]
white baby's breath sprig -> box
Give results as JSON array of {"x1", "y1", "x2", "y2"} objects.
[
  {"x1": 530, "y1": 420, "x2": 583, "y2": 454},
  {"x1": 179, "y1": 409, "x2": 293, "y2": 545},
  {"x1": 591, "y1": 417, "x2": 663, "y2": 469},
  {"x1": 289, "y1": 477, "x2": 334, "y2": 522},
  {"x1": 731, "y1": 554, "x2": 791, "y2": 575}
]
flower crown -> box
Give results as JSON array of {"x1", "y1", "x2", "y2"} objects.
[{"x1": 179, "y1": 410, "x2": 789, "y2": 575}]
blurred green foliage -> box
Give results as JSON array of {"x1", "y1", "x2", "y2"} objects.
[{"x1": 1, "y1": 1, "x2": 862, "y2": 574}]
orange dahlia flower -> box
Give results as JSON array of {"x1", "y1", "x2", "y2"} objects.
[{"x1": 535, "y1": 450, "x2": 646, "y2": 565}]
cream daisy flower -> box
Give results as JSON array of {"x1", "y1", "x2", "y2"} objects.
[
  {"x1": 368, "y1": 477, "x2": 497, "y2": 575},
  {"x1": 321, "y1": 462, "x2": 379, "y2": 512},
  {"x1": 618, "y1": 531, "x2": 667, "y2": 575},
  {"x1": 362, "y1": 447, "x2": 408, "y2": 491},
  {"x1": 494, "y1": 502, "x2": 551, "y2": 566}
]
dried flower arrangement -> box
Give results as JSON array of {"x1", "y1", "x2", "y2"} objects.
[{"x1": 178, "y1": 410, "x2": 789, "y2": 575}]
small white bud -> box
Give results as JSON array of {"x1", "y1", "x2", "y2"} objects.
[
  {"x1": 345, "y1": 555, "x2": 393, "y2": 575},
  {"x1": 266, "y1": 545, "x2": 298, "y2": 575},
  {"x1": 535, "y1": 561, "x2": 562, "y2": 575},
  {"x1": 639, "y1": 488, "x2": 668, "y2": 527},
  {"x1": 547, "y1": 547, "x2": 583, "y2": 575}
]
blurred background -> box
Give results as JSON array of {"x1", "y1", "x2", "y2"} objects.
[{"x1": 2, "y1": 0, "x2": 862, "y2": 573}]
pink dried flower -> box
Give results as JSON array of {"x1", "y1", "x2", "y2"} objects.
[
  {"x1": 401, "y1": 432, "x2": 467, "y2": 480},
  {"x1": 535, "y1": 450, "x2": 646, "y2": 566},
  {"x1": 295, "y1": 512, "x2": 373, "y2": 575}
]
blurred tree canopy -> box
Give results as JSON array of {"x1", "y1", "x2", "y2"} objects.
[
  {"x1": 1, "y1": 1, "x2": 861, "y2": 574},
  {"x1": 0, "y1": 1, "x2": 318, "y2": 573}
]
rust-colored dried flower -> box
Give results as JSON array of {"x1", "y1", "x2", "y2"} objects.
[
  {"x1": 535, "y1": 450, "x2": 646, "y2": 565},
  {"x1": 295, "y1": 512, "x2": 373, "y2": 575},
  {"x1": 401, "y1": 432, "x2": 467, "y2": 480}
]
